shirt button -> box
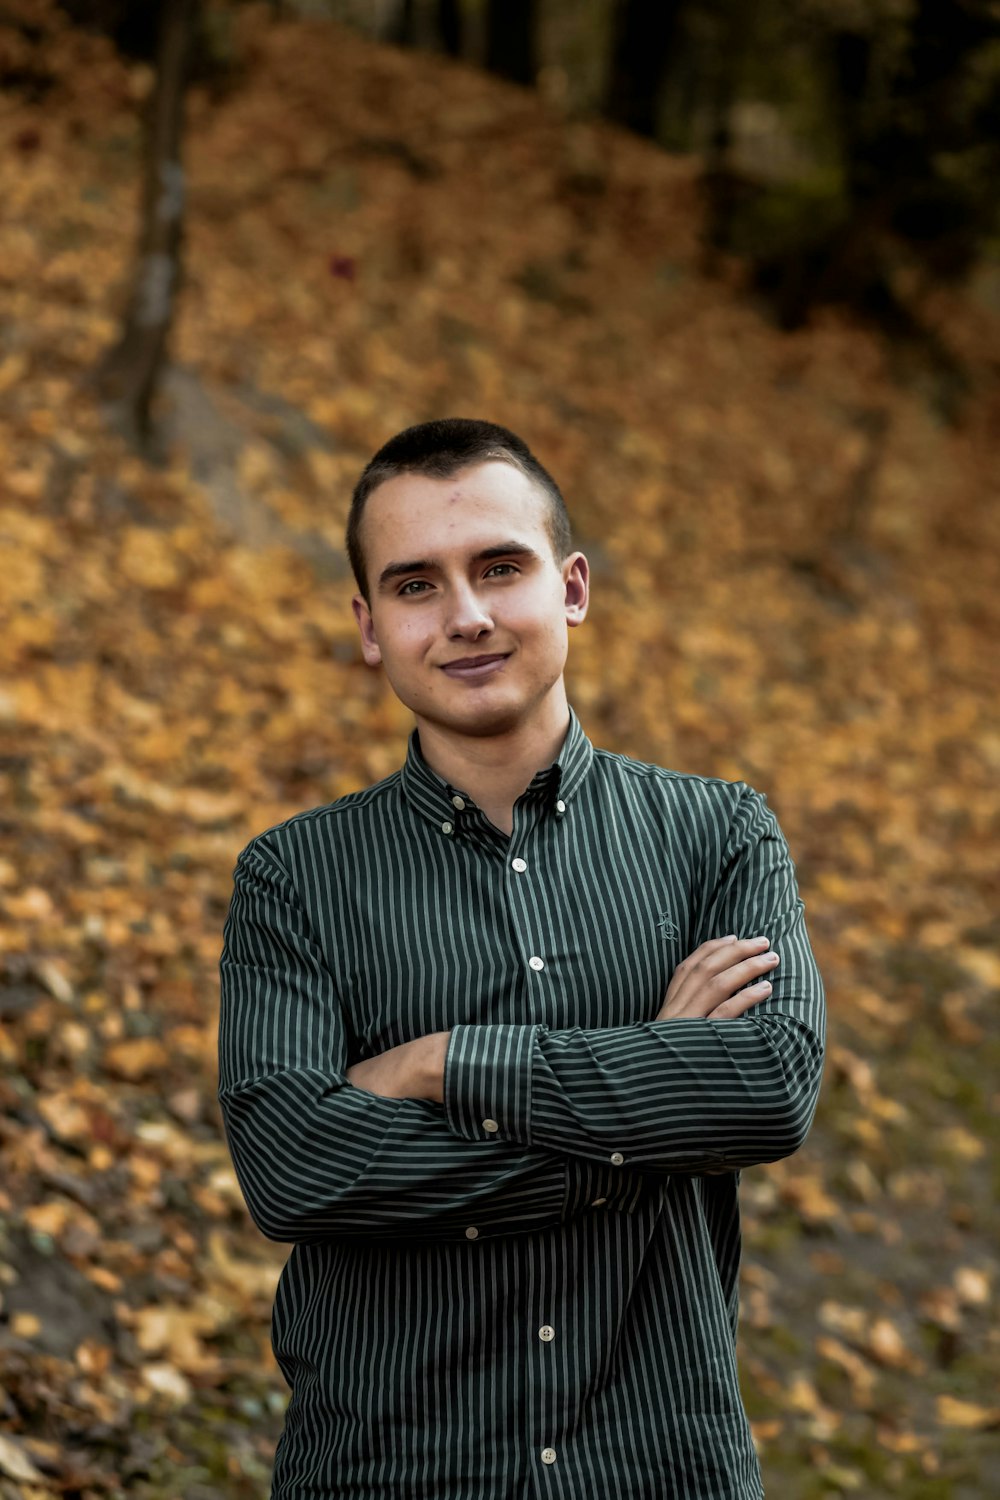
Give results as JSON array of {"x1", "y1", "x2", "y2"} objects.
[
  {"x1": 511, "y1": 857, "x2": 527, "y2": 873},
  {"x1": 541, "y1": 1448, "x2": 557, "y2": 1465},
  {"x1": 555, "y1": 800, "x2": 566, "y2": 815},
  {"x1": 610, "y1": 1151, "x2": 625, "y2": 1165},
  {"x1": 465, "y1": 1226, "x2": 479, "y2": 1240},
  {"x1": 441, "y1": 821, "x2": 453, "y2": 835},
  {"x1": 591, "y1": 1197, "x2": 607, "y2": 1207},
  {"x1": 482, "y1": 1118, "x2": 499, "y2": 1134},
  {"x1": 451, "y1": 795, "x2": 466, "y2": 810},
  {"x1": 528, "y1": 956, "x2": 544, "y2": 972},
  {"x1": 538, "y1": 1325, "x2": 555, "y2": 1342}
]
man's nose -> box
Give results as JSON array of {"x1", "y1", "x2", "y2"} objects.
[{"x1": 445, "y1": 583, "x2": 494, "y2": 639}]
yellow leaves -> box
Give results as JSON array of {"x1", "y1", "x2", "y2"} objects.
[
  {"x1": 22, "y1": 1202, "x2": 73, "y2": 1238},
  {"x1": 816, "y1": 1336, "x2": 876, "y2": 1405},
  {"x1": 0, "y1": 1433, "x2": 45, "y2": 1485},
  {"x1": 819, "y1": 1301, "x2": 867, "y2": 1341},
  {"x1": 783, "y1": 1373, "x2": 840, "y2": 1438},
  {"x1": 778, "y1": 1172, "x2": 839, "y2": 1224},
  {"x1": 118, "y1": 526, "x2": 183, "y2": 590},
  {"x1": 917, "y1": 1267, "x2": 992, "y2": 1334},
  {"x1": 953, "y1": 1266, "x2": 990, "y2": 1307},
  {"x1": 818, "y1": 1303, "x2": 924, "y2": 1374},
  {"x1": 935, "y1": 1396, "x2": 1000, "y2": 1430},
  {"x1": 934, "y1": 1125, "x2": 985, "y2": 1163},
  {"x1": 955, "y1": 946, "x2": 1000, "y2": 992},
  {"x1": 132, "y1": 1301, "x2": 219, "y2": 1374},
  {"x1": 101, "y1": 764, "x2": 245, "y2": 826},
  {"x1": 142, "y1": 1362, "x2": 193, "y2": 1404},
  {"x1": 918, "y1": 1285, "x2": 963, "y2": 1332},
  {"x1": 103, "y1": 1036, "x2": 170, "y2": 1082},
  {"x1": 207, "y1": 1228, "x2": 282, "y2": 1303},
  {"x1": 1, "y1": 2, "x2": 997, "y2": 1488},
  {"x1": 867, "y1": 1316, "x2": 922, "y2": 1372},
  {"x1": 3, "y1": 886, "x2": 55, "y2": 921}
]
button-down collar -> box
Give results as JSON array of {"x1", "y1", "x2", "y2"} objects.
[{"x1": 399, "y1": 706, "x2": 594, "y2": 831}]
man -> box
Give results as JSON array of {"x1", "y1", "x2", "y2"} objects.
[{"x1": 218, "y1": 418, "x2": 825, "y2": 1499}]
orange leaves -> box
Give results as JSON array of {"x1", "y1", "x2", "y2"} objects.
[
  {"x1": 935, "y1": 1396, "x2": 1000, "y2": 1430},
  {"x1": 102, "y1": 1036, "x2": 170, "y2": 1082},
  {"x1": 1, "y1": 0, "x2": 998, "y2": 1492}
]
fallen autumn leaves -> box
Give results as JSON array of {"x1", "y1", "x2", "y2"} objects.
[{"x1": 1, "y1": 2, "x2": 998, "y2": 1496}]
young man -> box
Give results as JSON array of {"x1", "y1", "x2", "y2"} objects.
[{"x1": 218, "y1": 419, "x2": 825, "y2": 1499}]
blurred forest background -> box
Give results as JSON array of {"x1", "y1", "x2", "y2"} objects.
[{"x1": 1, "y1": 0, "x2": 999, "y2": 1496}]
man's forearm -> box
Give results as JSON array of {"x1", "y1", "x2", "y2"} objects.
[{"x1": 351, "y1": 935, "x2": 777, "y2": 1107}]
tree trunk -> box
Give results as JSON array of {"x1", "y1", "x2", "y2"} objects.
[
  {"x1": 606, "y1": 0, "x2": 681, "y2": 138},
  {"x1": 438, "y1": 0, "x2": 462, "y2": 57},
  {"x1": 93, "y1": 0, "x2": 198, "y2": 449},
  {"x1": 485, "y1": 0, "x2": 536, "y2": 86}
]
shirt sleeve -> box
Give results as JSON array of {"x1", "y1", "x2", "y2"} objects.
[
  {"x1": 443, "y1": 785, "x2": 825, "y2": 1176},
  {"x1": 217, "y1": 839, "x2": 631, "y2": 1244}
]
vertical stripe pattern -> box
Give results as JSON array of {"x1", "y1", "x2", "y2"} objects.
[{"x1": 218, "y1": 709, "x2": 825, "y2": 1499}]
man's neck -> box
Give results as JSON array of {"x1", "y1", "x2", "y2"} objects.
[{"x1": 415, "y1": 699, "x2": 571, "y2": 837}]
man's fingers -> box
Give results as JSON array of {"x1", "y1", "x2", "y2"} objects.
[
  {"x1": 708, "y1": 980, "x2": 773, "y2": 1020},
  {"x1": 663, "y1": 936, "x2": 773, "y2": 1010},
  {"x1": 657, "y1": 936, "x2": 780, "y2": 1021},
  {"x1": 674, "y1": 935, "x2": 771, "y2": 981}
]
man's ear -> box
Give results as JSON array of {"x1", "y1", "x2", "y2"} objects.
[
  {"x1": 352, "y1": 595, "x2": 383, "y2": 666},
  {"x1": 563, "y1": 551, "x2": 590, "y2": 628}
]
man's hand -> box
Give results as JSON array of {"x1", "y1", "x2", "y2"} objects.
[
  {"x1": 657, "y1": 935, "x2": 779, "y2": 1022},
  {"x1": 345, "y1": 1032, "x2": 451, "y2": 1103}
]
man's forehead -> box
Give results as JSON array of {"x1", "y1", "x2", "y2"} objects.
[{"x1": 362, "y1": 462, "x2": 550, "y2": 548}]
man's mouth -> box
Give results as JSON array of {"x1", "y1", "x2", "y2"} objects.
[{"x1": 439, "y1": 653, "x2": 510, "y2": 680}]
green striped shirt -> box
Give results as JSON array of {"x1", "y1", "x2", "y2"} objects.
[{"x1": 218, "y1": 709, "x2": 825, "y2": 1499}]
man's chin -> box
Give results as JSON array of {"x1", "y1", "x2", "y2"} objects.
[{"x1": 414, "y1": 694, "x2": 529, "y2": 741}]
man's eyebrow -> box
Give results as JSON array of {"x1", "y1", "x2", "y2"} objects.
[{"x1": 376, "y1": 542, "x2": 540, "y2": 591}]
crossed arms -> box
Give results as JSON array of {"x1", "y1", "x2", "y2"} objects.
[{"x1": 217, "y1": 790, "x2": 825, "y2": 1245}]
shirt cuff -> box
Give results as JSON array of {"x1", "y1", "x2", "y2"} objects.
[{"x1": 444, "y1": 1023, "x2": 539, "y2": 1146}]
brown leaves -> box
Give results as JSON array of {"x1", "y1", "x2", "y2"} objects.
[
  {"x1": 0, "y1": 1, "x2": 998, "y2": 1494},
  {"x1": 102, "y1": 1036, "x2": 171, "y2": 1082}
]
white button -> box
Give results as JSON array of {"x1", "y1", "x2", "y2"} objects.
[
  {"x1": 511, "y1": 857, "x2": 527, "y2": 873},
  {"x1": 555, "y1": 799, "x2": 566, "y2": 814},
  {"x1": 541, "y1": 1447, "x2": 556, "y2": 1465},
  {"x1": 528, "y1": 956, "x2": 544, "y2": 972},
  {"x1": 465, "y1": 1226, "x2": 479, "y2": 1239},
  {"x1": 451, "y1": 795, "x2": 466, "y2": 810},
  {"x1": 441, "y1": 821, "x2": 453, "y2": 835},
  {"x1": 482, "y1": 1118, "x2": 499, "y2": 1134},
  {"x1": 610, "y1": 1151, "x2": 625, "y2": 1165},
  {"x1": 538, "y1": 1325, "x2": 555, "y2": 1342},
  {"x1": 591, "y1": 1197, "x2": 607, "y2": 1207}
]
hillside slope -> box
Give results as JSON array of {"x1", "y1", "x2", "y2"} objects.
[{"x1": 1, "y1": 3, "x2": 998, "y2": 1496}]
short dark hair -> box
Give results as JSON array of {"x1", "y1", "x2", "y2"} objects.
[{"x1": 346, "y1": 418, "x2": 572, "y2": 601}]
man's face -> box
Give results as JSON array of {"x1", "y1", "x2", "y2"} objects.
[{"x1": 352, "y1": 461, "x2": 589, "y2": 741}]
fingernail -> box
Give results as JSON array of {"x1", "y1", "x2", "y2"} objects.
[
  {"x1": 756, "y1": 981, "x2": 772, "y2": 993},
  {"x1": 766, "y1": 952, "x2": 779, "y2": 962},
  {"x1": 724, "y1": 933, "x2": 737, "y2": 941}
]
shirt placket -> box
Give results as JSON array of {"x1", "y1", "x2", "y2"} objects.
[{"x1": 501, "y1": 802, "x2": 564, "y2": 1485}]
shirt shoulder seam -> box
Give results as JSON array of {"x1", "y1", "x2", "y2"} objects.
[
  {"x1": 242, "y1": 771, "x2": 404, "y2": 851},
  {"x1": 591, "y1": 748, "x2": 757, "y2": 798}
]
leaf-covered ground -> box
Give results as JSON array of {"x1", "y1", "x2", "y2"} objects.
[{"x1": 1, "y1": 3, "x2": 998, "y2": 1496}]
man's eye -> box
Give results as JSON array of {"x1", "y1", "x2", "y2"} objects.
[
  {"x1": 398, "y1": 579, "x2": 430, "y2": 596},
  {"x1": 485, "y1": 563, "x2": 517, "y2": 579}
]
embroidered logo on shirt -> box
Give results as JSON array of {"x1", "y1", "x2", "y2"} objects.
[{"x1": 657, "y1": 911, "x2": 678, "y2": 941}]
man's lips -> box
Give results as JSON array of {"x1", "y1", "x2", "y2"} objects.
[{"x1": 439, "y1": 653, "x2": 510, "y2": 679}]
